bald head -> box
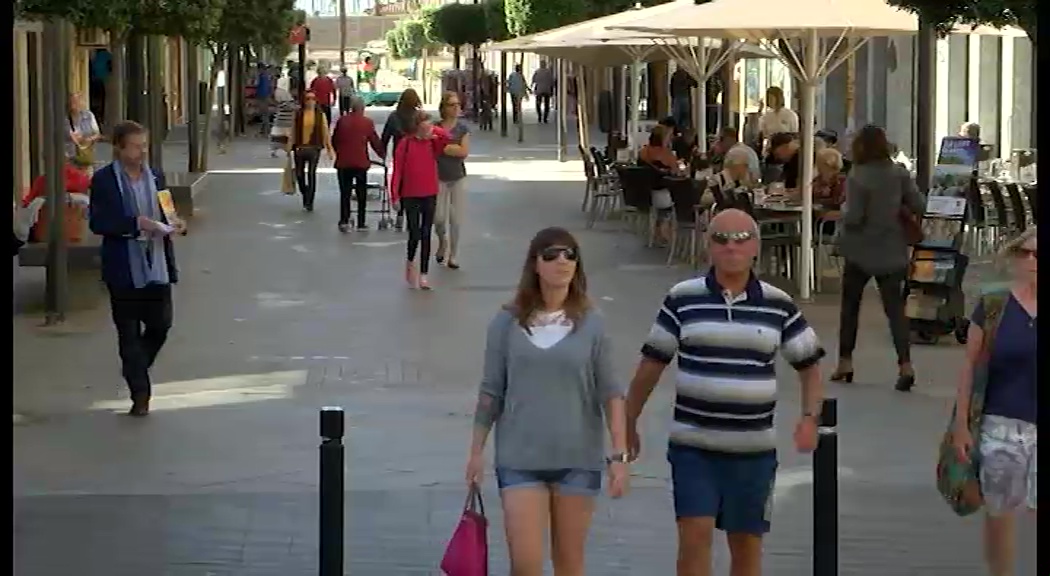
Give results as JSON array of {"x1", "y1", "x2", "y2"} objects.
[
  {"x1": 707, "y1": 209, "x2": 759, "y2": 274},
  {"x1": 708, "y1": 209, "x2": 759, "y2": 237}
]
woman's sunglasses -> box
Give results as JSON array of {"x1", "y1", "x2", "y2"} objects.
[
  {"x1": 710, "y1": 230, "x2": 755, "y2": 245},
  {"x1": 540, "y1": 247, "x2": 578, "y2": 262}
]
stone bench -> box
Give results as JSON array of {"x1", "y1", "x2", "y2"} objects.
[{"x1": 165, "y1": 172, "x2": 207, "y2": 220}]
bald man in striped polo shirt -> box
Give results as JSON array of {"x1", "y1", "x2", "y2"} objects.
[{"x1": 626, "y1": 209, "x2": 826, "y2": 576}]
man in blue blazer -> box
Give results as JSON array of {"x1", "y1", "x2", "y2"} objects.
[{"x1": 89, "y1": 121, "x2": 185, "y2": 416}]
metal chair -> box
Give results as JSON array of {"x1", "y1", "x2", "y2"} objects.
[
  {"x1": 665, "y1": 178, "x2": 706, "y2": 267},
  {"x1": 1004, "y1": 182, "x2": 1029, "y2": 232},
  {"x1": 1023, "y1": 184, "x2": 1038, "y2": 224},
  {"x1": 984, "y1": 181, "x2": 1014, "y2": 248},
  {"x1": 613, "y1": 164, "x2": 657, "y2": 245},
  {"x1": 579, "y1": 144, "x2": 595, "y2": 211}
]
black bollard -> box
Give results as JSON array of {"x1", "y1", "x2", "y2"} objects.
[
  {"x1": 813, "y1": 398, "x2": 838, "y2": 576},
  {"x1": 319, "y1": 407, "x2": 345, "y2": 576}
]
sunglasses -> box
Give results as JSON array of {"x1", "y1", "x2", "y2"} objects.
[
  {"x1": 1013, "y1": 247, "x2": 1037, "y2": 260},
  {"x1": 710, "y1": 230, "x2": 755, "y2": 245},
  {"x1": 540, "y1": 247, "x2": 578, "y2": 262}
]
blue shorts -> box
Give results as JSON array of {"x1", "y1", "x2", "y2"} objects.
[
  {"x1": 495, "y1": 468, "x2": 602, "y2": 497},
  {"x1": 667, "y1": 443, "x2": 778, "y2": 535}
]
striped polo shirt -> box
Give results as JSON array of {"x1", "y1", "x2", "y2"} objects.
[{"x1": 641, "y1": 273, "x2": 825, "y2": 454}]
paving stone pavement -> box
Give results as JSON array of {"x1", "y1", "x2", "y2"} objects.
[{"x1": 13, "y1": 111, "x2": 1034, "y2": 575}]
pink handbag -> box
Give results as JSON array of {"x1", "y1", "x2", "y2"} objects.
[{"x1": 440, "y1": 484, "x2": 489, "y2": 576}]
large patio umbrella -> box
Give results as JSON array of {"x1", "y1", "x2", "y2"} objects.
[{"x1": 611, "y1": 0, "x2": 925, "y2": 299}]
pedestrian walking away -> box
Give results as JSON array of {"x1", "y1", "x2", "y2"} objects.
[
  {"x1": 287, "y1": 91, "x2": 334, "y2": 212},
  {"x1": 336, "y1": 68, "x2": 356, "y2": 116},
  {"x1": 831, "y1": 124, "x2": 924, "y2": 392},
  {"x1": 331, "y1": 96, "x2": 384, "y2": 232},
  {"x1": 88, "y1": 121, "x2": 187, "y2": 417},
  {"x1": 625, "y1": 208, "x2": 825, "y2": 576},
  {"x1": 389, "y1": 110, "x2": 450, "y2": 290},
  {"x1": 435, "y1": 91, "x2": 471, "y2": 269},
  {"x1": 531, "y1": 60, "x2": 555, "y2": 124},
  {"x1": 951, "y1": 228, "x2": 1037, "y2": 576},
  {"x1": 506, "y1": 65, "x2": 529, "y2": 125},
  {"x1": 466, "y1": 227, "x2": 628, "y2": 575},
  {"x1": 381, "y1": 88, "x2": 422, "y2": 231}
]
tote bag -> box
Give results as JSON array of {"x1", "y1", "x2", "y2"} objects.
[
  {"x1": 440, "y1": 484, "x2": 488, "y2": 576},
  {"x1": 281, "y1": 153, "x2": 296, "y2": 195}
]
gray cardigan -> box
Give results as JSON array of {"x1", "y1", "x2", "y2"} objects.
[
  {"x1": 479, "y1": 308, "x2": 623, "y2": 471},
  {"x1": 838, "y1": 160, "x2": 925, "y2": 275}
]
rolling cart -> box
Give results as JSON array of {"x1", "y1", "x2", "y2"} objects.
[
  {"x1": 366, "y1": 159, "x2": 396, "y2": 231},
  {"x1": 905, "y1": 195, "x2": 971, "y2": 345}
]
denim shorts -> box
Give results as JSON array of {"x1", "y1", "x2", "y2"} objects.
[
  {"x1": 980, "y1": 414, "x2": 1037, "y2": 515},
  {"x1": 667, "y1": 443, "x2": 778, "y2": 535},
  {"x1": 495, "y1": 468, "x2": 602, "y2": 496}
]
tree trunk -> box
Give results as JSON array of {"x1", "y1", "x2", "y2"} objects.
[
  {"x1": 197, "y1": 47, "x2": 226, "y2": 172},
  {"x1": 453, "y1": 46, "x2": 461, "y2": 70},
  {"x1": 105, "y1": 31, "x2": 128, "y2": 132}
]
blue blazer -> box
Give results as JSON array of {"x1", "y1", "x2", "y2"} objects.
[{"x1": 88, "y1": 164, "x2": 179, "y2": 289}]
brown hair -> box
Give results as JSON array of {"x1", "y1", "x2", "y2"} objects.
[
  {"x1": 111, "y1": 121, "x2": 147, "y2": 148},
  {"x1": 506, "y1": 227, "x2": 591, "y2": 332},
  {"x1": 438, "y1": 91, "x2": 459, "y2": 121},
  {"x1": 395, "y1": 88, "x2": 422, "y2": 115},
  {"x1": 851, "y1": 124, "x2": 892, "y2": 165},
  {"x1": 649, "y1": 125, "x2": 669, "y2": 147},
  {"x1": 765, "y1": 86, "x2": 785, "y2": 109}
]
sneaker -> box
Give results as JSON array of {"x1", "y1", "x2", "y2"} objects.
[
  {"x1": 128, "y1": 394, "x2": 150, "y2": 417},
  {"x1": 338, "y1": 223, "x2": 349, "y2": 233}
]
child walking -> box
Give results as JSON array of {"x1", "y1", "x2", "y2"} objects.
[{"x1": 389, "y1": 110, "x2": 450, "y2": 290}]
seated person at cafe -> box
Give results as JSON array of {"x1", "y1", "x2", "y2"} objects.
[
  {"x1": 22, "y1": 156, "x2": 93, "y2": 244},
  {"x1": 767, "y1": 132, "x2": 802, "y2": 190},
  {"x1": 709, "y1": 126, "x2": 761, "y2": 182},
  {"x1": 812, "y1": 148, "x2": 846, "y2": 212},
  {"x1": 705, "y1": 145, "x2": 757, "y2": 212},
  {"x1": 638, "y1": 125, "x2": 682, "y2": 243}
]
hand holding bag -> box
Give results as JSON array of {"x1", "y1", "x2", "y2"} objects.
[
  {"x1": 935, "y1": 292, "x2": 1008, "y2": 516},
  {"x1": 281, "y1": 152, "x2": 296, "y2": 195},
  {"x1": 440, "y1": 484, "x2": 488, "y2": 576}
]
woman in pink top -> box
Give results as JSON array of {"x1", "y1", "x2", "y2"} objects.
[{"x1": 390, "y1": 110, "x2": 450, "y2": 290}]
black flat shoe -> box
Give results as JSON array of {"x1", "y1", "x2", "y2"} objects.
[
  {"x1": 829, "y1": 371, "x2": 854, "y2": 383},
  {"x1": 895, "y1": 374, "x2": 916, "y2": 392},
  {"x1": 446, "y1": 260, "x2": 460, "y2": 270},
  {"x1": 435, "y1": 254, "x2": 445, "y2": 264}
]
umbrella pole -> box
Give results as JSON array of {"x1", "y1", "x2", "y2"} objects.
[
  {"x1": 630, "y1": 58, "x2": 641, "y2": 151},
  {"x1": 798, "y1": 29, "x2": 818, "y2": 301},
  {"x1": 696, "y1": 40, "x2": 707, "y2": 153},
  {"x1": 557, "y1": 59, "x2": 566, "y2": 162}
]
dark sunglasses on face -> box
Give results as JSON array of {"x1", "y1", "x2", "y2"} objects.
[
  {"x1": 540, "y1": 247, "x2": 578, "y2": 262},
  {"x1": 1014, "y1": 247, "x2": 1037, "y2": 260},
  {"x1": 710, "y1": 230, "x2": 755, "y2": 245}
]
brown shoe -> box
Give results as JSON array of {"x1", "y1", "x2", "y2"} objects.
[{"x1": 128, "y1": 394, "x2": 151, "y2": 417}]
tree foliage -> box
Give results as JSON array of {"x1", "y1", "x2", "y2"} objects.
[
  {"x1": 888, "y1": 0, "x2": 1036, "y2": 43},
  {"x1": 17, "y1": 0, "x2": 226, "y2": 38},
  {"x1": 386, "y1": 17, "x2": 431, "y2": 60},
  {"x1": 504, "y1": 0, "x2": 587, "y2": 37},
  {"x1": 429, "y1": 3, "x2": 488, "y2": 47},
  {"x1": 483, "y1": 0, "x2": 510, "y2": 42}
]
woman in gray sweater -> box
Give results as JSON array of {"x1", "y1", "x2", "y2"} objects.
[
  {"x1": 832, "y1": 125, "x2": 925, "y2": 392},
  {"x1": 467, "y1": 227, "x2": 628, "y2": 575}
]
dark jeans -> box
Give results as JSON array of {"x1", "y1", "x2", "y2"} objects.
[
  {"x1": 402, "y1": 195, "x2": 437, "y2": 274},
  {"x1": 339, "y1": 95, "x2": 351, "y2": 116},
  {"x1": 337, "y1": 167, "x2": 369, "y2": 226},
  {"x1": 838, "y1": 261, "x2": 911, "y2": 364},
  {"x1": 108, "y1": 283, "x2": 173, "y2": 398},
  {"x1": 535, "y1": 93, "x2": 552, "y2": 123},
  {"x1": 294, "y1": 147, "x2": 320, "y2": 208},
  {"x1": 319, "y1": 104, "x2": 333, "y2": 125},
  {"x1": 511, "y1": 95, "x2": 523, "y2": 124}
]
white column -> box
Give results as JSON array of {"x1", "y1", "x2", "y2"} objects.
[
  {"x1": 933, "y1": 36, "x2": 951, "y2": 148},
  {"x1": 630, "y1": 58, "x2": 642, "y2": 149},
  {"x1": 999, "y1": 38, "x2": 1014, "y2": 156},
  {"x1": 865, "y1": 41, "x2": 875, "y2": 125},
  {"x1": 967, "y1": 35, "x2": 981, "y2": 124},
  {"x1": 798, "y1": 30, "x2": 819, "y2": 300},
  {"x1": 696, "y1": 43, "x2": 708, "y2": 152},
  {"x1": 557, "y1": 59, "x2": 567, "y2": 162},
  {"x1": 13, "y1": 30, "x2": 31, "y2": 197}
]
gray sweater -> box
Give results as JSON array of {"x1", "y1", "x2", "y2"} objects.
[
  {"x1": 480, "y1": 308, "x2": 623, "y2": 471},
  {"x1": 838, "y1": 160, "x2": 925, "y2": 276}
]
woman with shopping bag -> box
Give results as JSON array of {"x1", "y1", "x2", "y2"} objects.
[{"x1": 461, "y1": 227, "x2": 628, "y2": 575}]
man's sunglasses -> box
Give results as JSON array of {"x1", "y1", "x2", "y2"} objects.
[
  {"x1": 710, "y1": 231, "x2": 755, "y2": 245},
  {"x1": 1013, "y1": 247, "x2": 1037, "y2": 260},
  {"x1": 540, "y1": 247, "x2": 578, "y2": 262}
]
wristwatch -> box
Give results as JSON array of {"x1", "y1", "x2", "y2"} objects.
[{"x1": 606, "y1": 452, "x2": 630, "y2": 464}]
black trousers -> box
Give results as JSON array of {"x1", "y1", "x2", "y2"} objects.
[
  {"x1": 535, "y1": 93, "x2": 552, "y2": 123},
  {"x1": 339, "y1": 96, "x2": 351, "y2": 116},
  {"x1": 319, "y1": 104, "x2": 333, "y2": 125},
  {"x1": 511, "y1": 95, "x2": 523, "y2": 123},
  {"x1": 402, "y1": 196, "x2": 437, "y2": 274},
  {"x1": 838, "y1": 261, "x2": 911, "y2": 364},
  {"x1": 108, "y1": 283, "x2": 173, "y2": 398},
  {"x1": 294, "y1": 147, "x2": 320, "y2": 208},
  {"x1": 337, "y1": 167, "x2": 369, "y2": 226}
]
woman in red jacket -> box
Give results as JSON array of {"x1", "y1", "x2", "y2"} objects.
[{"x1": 389, "y1": 110, "x2": 449, "y2": 290}]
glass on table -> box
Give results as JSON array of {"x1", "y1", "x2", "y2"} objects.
[{"x1": 767, "y1": 181, "x2": 786, "y2": 197}]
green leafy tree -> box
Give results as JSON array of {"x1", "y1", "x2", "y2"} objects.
[
  {"x1": 396, "y1": 18, "x2": 430, "y2": 59},
  {"x1": 483, "y1": 0, "x2": 510, "y2": 42},
  {"x1": 888, "y1": 0, "x2": 1036, "y2": 43},
  {"x1": 385, "y1": 27, "x2": 404, "y2": 59},
  {"x1": 504, "y1": 0, "x2": 587, "y2": 36},
  {"x1": 430, "y1": 3, "x2": 490, "y2": 47}
]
